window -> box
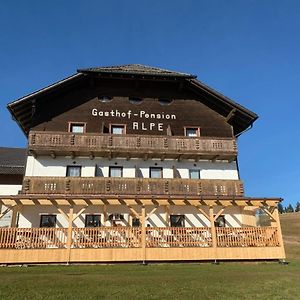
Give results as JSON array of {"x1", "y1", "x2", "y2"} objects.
[
  {"x1": 170, "y1": 215, "x2": 185, "y2": 227},
  {"x1": 110, "y1": 124, "x2": 125, "y2": 134},
  {"x1": 132, "y1": 218, "x2": 140, "y2": 227},
  {"x1": 185, "y1": 127, "x2": 200, "y2": 137},
  {"x1": 150, "y1": 167, "x2": 163, "y2": 178},
  {"x1": 109, "y1": 166, "x2": 123, "y2": 177},
  {"x1": 189, "y1": 169, "x2": 200, "y2": 179},
  {"x1": 69, "y1": 123, "x2": 85, "y2": 133},
  {"x1": 129, "y1": 97, "x2": 143, "y2": 104},
  {"x1": 98, "y1": 95, "x2": 112, "y2": 102},
  {"x1": 108, "y1": 214, "x2": 124, "y2": 221},
  {"x1": 40, "y1": 215, "x2": 56, "y2": 228},
  {"x1": 215, "y1": 215, "x2": 226, "y2": 228},
  {"x1": 66, "y1": 166, "x2": 81, "y2": 177},
  {"x1": 85, "y1": 215, "x2": 101, "y2": 227},
  {"x1": 158, "y1": 98, "x2": 173, "y2": 105}
]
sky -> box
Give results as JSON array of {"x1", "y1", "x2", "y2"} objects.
[{"x1": 0, "y1": 0, "x2": 299, "y2": 207}]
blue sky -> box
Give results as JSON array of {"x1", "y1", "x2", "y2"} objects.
[{"x1": 0, "y1": 1, "x2": 299, "y2": 206}]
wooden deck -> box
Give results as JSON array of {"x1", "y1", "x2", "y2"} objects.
[
  {"x1": 0, "y1": 226, "x2": 284, "y2": 263},
  {"x1": 22, "y1": 177, "x2": 244, "y2": 197},
  {"x1": 28, "y1": 131, "x2": 237, "y2": 160}
]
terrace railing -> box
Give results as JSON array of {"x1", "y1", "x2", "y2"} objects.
[
  {"x1": 28, "y1": 131, "x2": 237, "y2": 160},
  {"x1": 22, "y1": 177, "x2": 244, "y2": 197},
  {"x1": 0, "y1": 227, "x2": 280, "y2": 249}
]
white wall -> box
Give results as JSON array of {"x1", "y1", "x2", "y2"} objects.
[
  {"x1": 0, "y1": 184, "x2": 22, "y2": 227},
  {"x1": 25, "y1": 156, "x2": 239, "y2": 180},
  {"x1": 18, "y1": 205, "x2": 243, "y2": 228}
]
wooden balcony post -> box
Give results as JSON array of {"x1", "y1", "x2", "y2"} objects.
[
  {"x1": 11, "y1": 205, "x2": 20, "y2": 228},
  {"x1": 209, "y1": 206, "x2": 217, "y2": 250},
  {"x1": 141, "y1": 205, "x2": 146, "y2": 263},
  {"x1": 66, "y1": 206, "x2": 74, "y2": 264},
  {"x1": 273, "y1": 207, "x2": 286, "y2": 259}
]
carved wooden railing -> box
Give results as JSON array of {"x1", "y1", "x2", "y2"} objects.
[
  {"x1": 0, "y1": 228, "x2": 68, "y2": 249},
  {"x1": 216, "y1": 227, "x2": 280, "y2": 247},
  {"x1": 0, "y1": 227, "x2": 280, "y2": 249},
  {"x1": 72, "y1": 227, "x2": 141, "y2": 248},
  {"x1": 146, "y1": 227, "x2": 212, "y2": 248},
  {"x1": 22, "y1": 177, "x2": 244, "y2": 197},
  {"x1": 28, "y1": 131, "x2": 237, "y2": 158}
]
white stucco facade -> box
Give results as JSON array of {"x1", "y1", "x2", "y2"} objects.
[{"x1": 25, "y1": 156, "x2": 239, "y2": 180}]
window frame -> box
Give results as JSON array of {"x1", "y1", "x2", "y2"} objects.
[
  {"x1": 170, "y1": 215, "x2": 185, "y2": 227},
  {"x1": 40, "y1": 214, "x2": 57, "y2": 228},
  {"x1": 66, "y1": 165, "x2": 82, "y2": 177},
  {"x1": 189, "y1": 169, "x2": 201, "y2": 179},
  {"x1": 68, "y1": 122, "x2": 86, "y2": 133},
  {"x1": 214, "y1": 215, "x2": 226, "y2": 228},
  {"x1": 132, "y1": 218, "x2": 140, "y2": 227},
  {"x1": 149, "y1": 167, "x2": 163, "y2": 179},
  {"x1": 109, "y1": 166, "x2": 123, "y2": 178},
  {"x1": 184, "y1": 126, "x2": 200, "y2": 137},
  {"x1": 85, "y1": 214, "x2": 101, "y2": 227},
  {"x1": 109, "y1": 124, "x2": 126, "y2": 135}
]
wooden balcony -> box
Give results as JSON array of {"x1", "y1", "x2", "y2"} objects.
[
  {"x1": 0, "y1": 226, "x2": 284, "y2": 264},
  {"x1": 28, "y1": 131, "x2": 237, "y2": 161},
  {"x1": 0, "y1": 227, "x2": 280, "y2": 250},
  {"x1": 22, "y1": 177, "x2": 244, "y2": 197}
]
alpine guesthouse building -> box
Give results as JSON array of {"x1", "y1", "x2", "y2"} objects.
[{"x1": 0, "y1": 64, "x2": 285, "y2": 264}]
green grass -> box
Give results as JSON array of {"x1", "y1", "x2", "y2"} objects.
[
  {"x1": 0, "y1": 262, "x2": 299, "y2": 300},
  {"x1": 0, "y1": 212, "x2": 298, "y2": 300}
]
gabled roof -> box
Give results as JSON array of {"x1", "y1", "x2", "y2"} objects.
[
  {"x1": 7, "y1": 64, "x2": 258, "y2": 137},
  {"x1": 78, "y1": 64, "x2": 196, "y2": 78},
  {"x1": 0, "y1": 147, "x2": 26, "y2": 175}
]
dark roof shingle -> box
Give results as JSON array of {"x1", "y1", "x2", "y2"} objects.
[
  {"x1": 0, "y1": 147, "x2": 26, "y2": 175},
  {"x1": 78, "y1": 64, "x2": 196, "y2": 78}
]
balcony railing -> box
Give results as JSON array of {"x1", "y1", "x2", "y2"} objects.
[
  {"x1": 0, "y1": 227, "x2": 280, "y2": 249},
  {"x1": 22, "y1": 177, "x2": 244, "y2": 197},
  {"x1": 28, "y1": 131, "x2": 237, "y2": 160}
]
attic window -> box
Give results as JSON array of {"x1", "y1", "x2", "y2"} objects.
[
  {"x1": 98, "y1": 95, "x2": 112, "y2": 102},
  {"x1": 129, "y1": 97, "x2": 143, "y2": 104},
  {"x1": 158, "y1": 98, "x2": 173, "y2": 105}
]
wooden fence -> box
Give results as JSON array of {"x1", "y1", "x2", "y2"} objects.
[
  {"x1": 146, "y1": 227, "x2": 212, "y2": 248},
  {"x1": 0, "y1": 228, "x2": 68, "y2": 249},
  {"x1": 216, "y1": 227, "x2": 280, "y2": 247},
  {"x1": 0, "y1": 227, "x2": 280, "y2": 249}
]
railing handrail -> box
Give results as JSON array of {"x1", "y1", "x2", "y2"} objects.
[
  {"x1": 29, "y1": 130, "x2": 236, "y2": 141},
  {"x1": 22, "y1": 176, "x2": 244, "y2": 196}
]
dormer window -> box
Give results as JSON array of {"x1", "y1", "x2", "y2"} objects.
[
  {"x1": 69, "y1": 123, "x2": 85, "y2": 133},
  {"x1": 110, "y1": 124, "x2": 126, "y2": 134},
  {"x1": 158, "y1": 98, "x2": 173, "y2": 105},
  {"x1": 98, "y1": 95, "x2": 112, "y2": 102},
  {"x1": 129, "y1": 97, "x2": 143, "y2": 104},
  {"x1": 185, "y1": 127, "x2": 200, "y2": 137}
]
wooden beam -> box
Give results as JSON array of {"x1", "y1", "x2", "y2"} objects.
[
  {"x1": 141, "y1": 206, "x2": 146, "y2": 263},
  {"x1": 146, "y1": 206, "x2": 158, "y2": 220},
  {"x1": 11, "y1": 205, "x2": 20, "y2": 227},
  {"x1": 209, "y1": 206, "x2": 217, "y2": 249},
  {"x1": 214, "y1": 207, "x2": 226, "y2": 221},
  {"x1": 261, "y1": 207, "x2": 277, "y2": 222},
  {"x1": 66, "y1": 206, "x2": 74, "y2": 264},
  {"x1": 226, "y1": 108, "x2": 236, "y2": 122},
  {"x1": 127, "y1": 205, "x2": 140, "y2": 219},
  {"x1": 194, "y1": 206, "x2": 210, "y2": 221},
  {"x1": 0, "y1": 205, "x2": 15, "y2": 221},
  {"x1": 73, "y1": 206, "x2": 88, "y2": 222}
]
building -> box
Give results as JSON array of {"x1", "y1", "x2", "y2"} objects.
[
  {"x1": 0, "y1": 147, "x2": 26, "y2": 227},
  {"x1": 0, "y1": 64, "x2": 285, "y2": 264}
]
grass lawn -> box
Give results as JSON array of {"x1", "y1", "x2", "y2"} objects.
[{"x1": 0, "y1": 212, "x2": 299, "y2": 300}]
